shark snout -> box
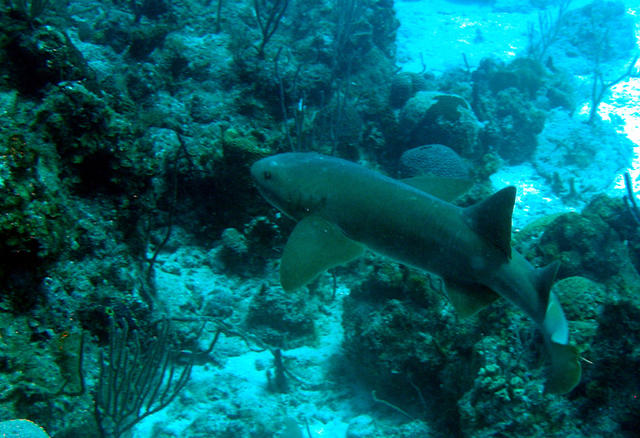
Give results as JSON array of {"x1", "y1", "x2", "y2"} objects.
[
  {"x1": 251, "y1": 156, "x2": 282, "y2": 209},
  {"x1": 250, "y1": 157, "x2": 275, "y2": 189},
  {"x1": 250, "y1": 158, "x2": 266, "y2": 183}
]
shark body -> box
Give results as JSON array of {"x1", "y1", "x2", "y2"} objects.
[{"x1": 251, "y1": 152, "x2": 581, "y2": 393}]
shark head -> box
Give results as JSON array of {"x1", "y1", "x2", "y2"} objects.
[
  {"x1": 250, "y1": 154, "x2": 287, "y2": 212},
  {"x1": 251, "y1": 153, "x2": 330, "y2": 220}
]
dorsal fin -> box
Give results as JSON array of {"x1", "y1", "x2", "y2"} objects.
[{"x1": 464, "y1": 186, "x2": 516, "y2": 259}]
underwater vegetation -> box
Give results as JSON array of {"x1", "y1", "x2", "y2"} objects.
[{"x1": 0, "y1": 0, "x2": 639, "y2": 436}]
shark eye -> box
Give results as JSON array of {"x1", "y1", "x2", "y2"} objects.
[{"x1": 263, "y1": 171, "x2": 272, "y2": 180}]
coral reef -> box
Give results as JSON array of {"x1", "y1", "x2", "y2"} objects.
[
  {"x1": 342, "y1": 262, "x2": 481, "y2": 435},
  {"x1": 398, "y1": 91, "x2": 481, "y2": 157},
  {"x1": 531, "y1": 195, "x2": 640, "y2": 283},
  {"x1": 2, "y1": 20, "x2": 96, "y2": 96},
  {"x1": 578, "y1": 300, "x2": 640, "y2": 435},
  {"x1": 246, "y1": 285, "x2": 316, "y2": 349},
  {"x1": 389, "y1": 71, "x2": 429, "y2": 108}
]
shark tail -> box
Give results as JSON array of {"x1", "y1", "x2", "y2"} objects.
[
  {"x1": 541, "y1": 271, "x2": 582, "y2": 394},
  {"x1": 546, "y1": 341, "x2": 582, "y2": 394}
]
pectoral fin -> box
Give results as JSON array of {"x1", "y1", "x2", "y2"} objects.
[
  {"x1": 280, "y1": 215, "x2": 364, "y2": 291},
  {"x1": 444, "y1": 280, "x2": 501, "y2": 318}
]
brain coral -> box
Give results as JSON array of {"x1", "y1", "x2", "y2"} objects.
[{"x1": 398, "y1": 144, "x2": 470, "y2": 179}]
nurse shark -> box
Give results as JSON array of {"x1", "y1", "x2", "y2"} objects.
[{"x1": 251, "y1": 152, "x2": 581, "y2": 393}]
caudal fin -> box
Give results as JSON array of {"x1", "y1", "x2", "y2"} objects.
[
  {"x1": 542, "y1": 287, "x2": 581, "y2": 394},
  {"x1": 546, "y1": 341, "x2": 582, "y2": 394},
  {"x1": 536, "y1": 262, "x2": 580, "y2": 393}
]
